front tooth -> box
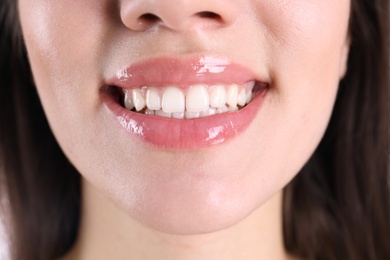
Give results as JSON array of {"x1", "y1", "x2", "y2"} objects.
[
  {"x1": 185, "y1": 112, "x2": 200, "y2": 119},
  {"x1": 172, "y1": 112, "x2": 185, "y2": 119},
  {"x1": 162, "y1": 87, "x2": 185, "y2": 113},
  {"x1": 132, "y1": 89, "x2": 146, "y2": 111},
  {"x1": 217, "y1": 105, "x2": 228, "y2": 114},
  {"x1": 146, "y1": 88, "x2": 161, "y2": 110},
  {"x1": 238, "y1": 89, "x2": 246, "y2": 107},
  {"x1": 124, "y1": 90, "x2": 135, "y2": 110},
  {"x1": 186, "y1": 85, "x2": 209, "y2": 112},
  {"x1": 145, "y1": 109, "x2": 155, "y2": 115},
  {"x1": 226, "y1": 84, "x2": 238, "y2": 108},
  {"x1": 209, "y1": 85, "x2": 227, "y2": 108},
  {"x1": 228, "y1": 106, "x2": 239, "y2": 111},
  {"x1": 156, "y1": 109, "x2": 171, "y2": 118},
  {"x1": 200, "y1": 107, "x2": 217, "y2": 117}
]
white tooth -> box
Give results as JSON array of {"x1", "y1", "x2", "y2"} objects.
[
  {"x1": 243, "y1": 81, "x2": 255, "y2": 90},
  {"x1": 145, "y1": 109, "x2": 155, "y2": 115},
  {"x1": 132, "y1": 89, "x2": 146, "y2": 111},
  {"x1": 172, "y1": 112, "x2": 185, "y2": 119},
  {"x1": 226, "y1": 84, "x2": 238, "y2": 108},
  {"x1": 228, "y1": 106, "x2": 239, "y2": 111},
  {"x1": 209, "y1": 85, "x2": 227, "y2": 108},
  {"x1": 185, "y1": 112, "x2": 200, "y2": 119},
  {"x1": 156, "y1": 109, "x2": 171, "y2": 118},
  {"x1": 186, "y1": 85, "x2": 209, "y2": 112},
  {"x1": 162, "y1": 87, "x2": 185, "y2": 113},
  {"x1": 200, "y1": 107, "x2": 216, "y2": 117},
  {"x1": 246, "y1": 90, "x2": 252, "y2": 104},
  {"x1": 146, "y1": 88, "x2": 161, "y2": 110},
  {"x1": 124, "y1": 90, "x2": 135, "y2": 110},
  {"x1": 217, "y1": 105, "x2": 228, "y2": 114},
  {"x1": 238, "y1": 88, "x2": 246, "y2": 107}
]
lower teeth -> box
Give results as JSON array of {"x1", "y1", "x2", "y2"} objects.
[{"x1": 128, "y1": 104, "x2": 246, "y2": 119}]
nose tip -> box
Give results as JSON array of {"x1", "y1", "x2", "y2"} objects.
[{"x1": 120, "y1": 0, "x2": 239, "y2": 32}]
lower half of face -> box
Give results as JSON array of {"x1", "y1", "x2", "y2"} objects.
[{"x1": 19, "y1": 0, "x2": 350, "y2": 234}]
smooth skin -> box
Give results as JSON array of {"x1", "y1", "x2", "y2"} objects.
[{"x1": 18, "y1": 0, "x2": 350, "y2": 259}]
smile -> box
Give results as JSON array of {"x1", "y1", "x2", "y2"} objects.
[
  {"x1": 101, "y1": 55, "x2": 268, "y2": 149},
  {"x1": 120, "y1": 81, "x2": 255, "y2": 118}
]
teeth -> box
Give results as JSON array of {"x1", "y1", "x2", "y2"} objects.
[
  {"x1": 172, "y1": 112, "x2": 185, "y2": 119},
  {"x1": 246, "y1": 90, "x2": 252, "y2": 104},
  {"x1": 185, "y1": 112, "x2": 200, "y2": 119},
  {"x1": 238, "y1": 88, "x2": 246, "y2": 107},
  {"x1": 162, "y1": 87, "x2": 185, "y2": 113},
  {"x1": 156, "y1": 109, "x2": 171, "y2": 118},
  {"x1": 200, "y1": 107, "x2": 217, "y2": 117},
  {"x1": 132, "y1": 89, "x2": 146, "y2": 111},
  {"x1": 122, "y1": 82, "x2": 256, "y2": 118},
  {"x1": 209, "y1": 85, "x2": 227, "y2": 108},
  {"x1": 228, "y1": 106, "x2": 239, "y2": 112},
  {"x1": 186, "y1": 85, "x2": 209, "y2": 112},
  {"x1": 226, "y1": 84, "x2": 238, "y2": 108},
  {"x1": 124, "y1": 90, "x2": 135, "y2": 110},
  {"x1": 217, "y1": 105, "x2": 229, "y2": 114},
  {"x1": 145, "y1": 109, "x2": 155, "y2": 115},
  {"x1": 146, "y1": 88, "x2": 161, "y2": 110}
]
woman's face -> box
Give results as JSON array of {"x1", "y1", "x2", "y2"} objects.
[{"x1": 19, "y1": 0, "x2": 350, "y2": 234}]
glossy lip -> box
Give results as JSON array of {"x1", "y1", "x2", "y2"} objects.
[
  {"x1": 111, "y1": 55, "x2": 268, "y2": 88},
  {"x1": 102, "y1": 55, "x2": 269, "y2": 149}
]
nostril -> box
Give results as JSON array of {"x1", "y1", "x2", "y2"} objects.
[
  {"x1": 197, "y1": 11, "x2": 221, "y2": 20},
  {"x1": 120, "y1": 1, "x2": 238, "y2": 32},
  {"x1": 136, "y1": 13, "x2": 162, "y2": 28},
  {"x1": 136, "y1": 12, "x2": 222, "y2": 31},
  {"x1": 139, "y1": 13, "x2": 160, "y2": 22},
  {"x1": 139, "y1": 13, "x2": 161, "y2": 25}
]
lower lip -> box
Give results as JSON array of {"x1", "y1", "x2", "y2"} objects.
[{"x1": 101, "y1": 87, "x2": 267, "y2": 150}]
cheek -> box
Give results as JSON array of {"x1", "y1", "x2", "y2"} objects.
[
  {"x1": 19, "y1": 0, "x2": 107, "y2": 105},
  {"x1": 247, "y1": 0, "x2": 350, "y2": 178},
  {"x1": 255, "y1": 0, "x2": 350, "y2": 73},
  {"x1": 18, "y1": 0, "x2": 110, "y2": 149}
]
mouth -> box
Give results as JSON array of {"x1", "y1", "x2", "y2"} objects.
[
  {"x1": 101, "y1": 56, "x2": 269, "y2": 149},
  {"x1": 107, "y1": 80, "x2": 260, "y2": 118}
]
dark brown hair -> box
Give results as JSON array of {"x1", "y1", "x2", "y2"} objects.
[
  {"x1": 0, "y1": 1, "x2": 80, "y2": 259},
  {"x1": 283, "y1": 0, "x2": 390, "y2": 259},
  {"x1": 0, "y1": 0, "x2": 389, "y2": 259}
]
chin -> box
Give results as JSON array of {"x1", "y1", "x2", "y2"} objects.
[{"x1": 97, "y1": 163, "x2": 279, "y2": 235}]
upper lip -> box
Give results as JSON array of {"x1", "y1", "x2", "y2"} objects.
[{"x1": 107, "y1": 55, "x2": 268, "y2": 89}]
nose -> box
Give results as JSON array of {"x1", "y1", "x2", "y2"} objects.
[{"x1": 120, "y1": 0, "x2": 239, "y2": 32}]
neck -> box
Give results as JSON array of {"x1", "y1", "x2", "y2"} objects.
[{"x1": 64, "y1": 180, "x2": 291, "y2": 260}]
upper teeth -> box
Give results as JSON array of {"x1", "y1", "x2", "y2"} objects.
[{"x1": 123, "y1": 82, "x2": 254, "y2": 118}]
